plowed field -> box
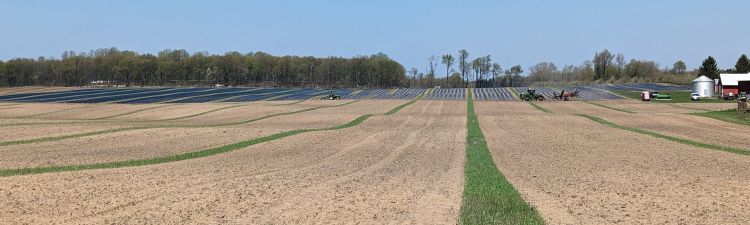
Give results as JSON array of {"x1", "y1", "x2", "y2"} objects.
[{"x1": 1, "y1": 93, "x2": 749, "y2": 224}]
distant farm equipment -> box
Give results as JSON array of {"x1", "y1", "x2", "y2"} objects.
[
  {"x1": 519, "y1": 89, "x2": 545, "y2": 101},
  {"x1": 553, "y1": 89, "x2": 579, "y2": 101},
  {"x1": 640, "y1": 91, "x2": 671, "y2": 101},
  {"x1": 320, "y1": 91, "x2": 341, "y2": 100}
]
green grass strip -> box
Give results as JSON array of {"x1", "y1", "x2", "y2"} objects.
[
  {"x1": 527, "y1": 101, "x2": 552, "y2": 113},
  {"x1": 582, "y1": 100, "x2": 636, "y2": 114},
  {"x1": 383, "y1": 90, "x2": 427, "y2": 116},
  {"x1": 460, "y1": 89, "x2": 544, "y2": 225},
  {"x1": 577, "y1": 114, "x2": 750, "y2": 156},
  {"x1": 0, "y1": 127, "x2": 145, "y2": 147},
  {"x1": 693, "y1": 109, "x2": 750, "y2": 126},
  {"x1": 0, "y1": 97, "x2": 421, "y2": 177}
]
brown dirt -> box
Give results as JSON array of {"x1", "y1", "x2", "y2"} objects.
[
  {"x1": 0, "y1": 100, "x2": 404, "y2": 168},
  {"x1": 0, "y1": 123, "x2": 133, "y2": 142},
  {"x1": 0, "y1": 103, "x2": 95, "y2": 118},
  {"x1": 0, "y1": 127, "x2": 284, "y2": 169},
  {"x1": 609, "y1": 114, "x2": 750, "y2": 150},
  {"x1": 0, "y1": 101, "x2": 388, "y2": 168},
  {"x1": 27, "y1": 103, "x2": 173, "y2": 120},
  {"x1": 238, "y1": 100, "x2": 407, "y2": 130},
  {"x1": 539, "y1": 101, "x2": 629, "y2": 115},
  {"x1": 671, "y1": 102, "x2": 735, "y2": 111},
  {"x1": 153, "y1": 100, "x2": 356, "y2": 126},
  {"x1": 475, "y1": 102, "x2": 750, "y2": 224},
  {"x1": 0, "y1": 100, "x2": 466, "y2": 224},
  {"x1": 542, "y1": 101, "x2": 750, "y2": 150},
  {"x1": 0, "y1": 87, "x2": 79, "y2": 96},
  {"x1": 474, "y1": 101, "x2": 544, "y2": 115},
  {"x1": 274, "y1": 99, "x2": 356, "y2": 107},
  {"x1": 112, "y1": 103, "x2": 235, "y2": 121},
  {"x1": 0, "y1": 118, "x2": 68, "y2": 125},
  {"x1": 595, "y1": 100, "x2": 697, "y2": 114}
]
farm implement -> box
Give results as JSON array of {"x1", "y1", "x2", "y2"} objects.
[{"x1": 553, "y1": 89, "x2": 579, "y2": 101}]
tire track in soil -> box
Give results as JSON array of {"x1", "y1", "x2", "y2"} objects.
[
  {"x1": 61, "y1": 101, "x2": 427, "y2": 222},
  {"x1": 252, "y1": 101, "x2": 450, "y2": 223},
  {"x1": 0, "y1": 101, "x2": 355, "y2": 147},
  {"x1": 56, "y1": 100, "x2": 464, "y2": 224},
  {"x1": 60, "y1": 115, "x2": 402, "y2": 223}
]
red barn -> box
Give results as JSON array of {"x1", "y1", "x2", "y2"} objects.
[{"x1": 719, "y1": 73, "x2": 750, "y2": 97}]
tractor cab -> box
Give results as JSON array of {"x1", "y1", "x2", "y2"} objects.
[
  {"x1": 519, "y1": 89, "x2": 545, "y2": 101},
  {"x1": 321, "y1": 91, "x2": 341, "y2": 100}
]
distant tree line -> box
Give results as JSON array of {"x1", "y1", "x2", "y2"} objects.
[
  {"x1": 407, "y1": 49, "x2": 525, "y2": 88},
  {"x1": 408, "y1": 49, "x2": 750, "y2": 87},
  {"x1": 4, "y1": 48, "x2": 749, "y2": 88},
  {"x1": 0, "y1": 48, "x2": 407, "y2": 88}
]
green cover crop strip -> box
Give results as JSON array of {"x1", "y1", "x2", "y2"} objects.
[
  {"x1": 460, "y1": 89, "x2": 544, "y2": 225},
  {"x1": 582, "y1": 101, "x2": 636, "y2": 114},
  {"x1": 527, "y1": 101, "x2": 552, "y2": 113}
]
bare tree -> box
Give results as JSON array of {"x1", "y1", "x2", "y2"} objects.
[
  {"x1": 408, "y1": 67, "x2": 418, "y2": 87},
  {"x1": 427, "y1": 56, "x2": 437, "y2": 79},
  {"x1": 458, "y1": 49, "x2": 470, "y2": 87},
  {"x1": 593, "y1": 49, "x2": 614, "y2": 81},
  {"x1": 528, "y1": 62, "x2": 558, "y2": 83},
  {"x1": 472, "y1": 58, "x2": 481, "y2": 87},
  {"x1": 441, "y1": 54, "x2": 454, "y2": 87},
  {"x1": 491, "y1": 63, "x2": 502, "y2": 87},
  {"x1": 615, "y1": 53, "x2": 625, "y2": 78}
]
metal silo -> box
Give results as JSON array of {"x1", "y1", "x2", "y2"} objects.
[{"x1": 692, "y1": 75, "x2": 715, "y2": 97}]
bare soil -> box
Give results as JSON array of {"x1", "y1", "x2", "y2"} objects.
[
  {"x1": 545, "y1": 101, "x2": 750, "y2": 150},
  {"x1": 0, "y1": 87, "x2": 79, "y2": 96},
  {"x1": 0, "y1": 100, "x2": 466, "y2": 224},
  {"x1": 671, "y1": 102, "x2": 735, "y2": 111},
  {"x1": 595, "y1": 100, "x2": 697, "y2": 114},
  {"x1": 0, "y1": 127, "x2": 284, "y2": 168},
  {"x1": 239, "y1": 100, "x2": 407, "y2": 130},
  {"x1": 0, "y1": 123, "x2": 133, "y2": 142},
  {"x1": 150, "y1": 100, "x2": 356, "y2": 126},
  {"x1": 29, "y1": 104, "x2": 173, "y2": 120},
  {"x1": 474, "y1": 101, "x2": 544, "y2": 115},
  {"x1": 0, "y1": 101, "x2": 389, "y2": 168},
  {"x1": 476, "y1": 103, "x2": 750, "y2": 224},
  {"x1": 112, "y1": 103, "x2": 236, "y2": 121},
  {"x1": 0, "y1": 103, "x2": 95, "y2": 118},
  {"x1": 539, "y1": 101, "x2": 629, "y2": 115}
]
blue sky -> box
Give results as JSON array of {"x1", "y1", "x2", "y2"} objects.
[{"x1": 2, "y1": 0, "x2": 749, "y2": 73}]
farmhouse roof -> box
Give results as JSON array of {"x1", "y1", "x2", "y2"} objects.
[{"x1": 719, "y1": 72, "x2": 750, "y2": 86}]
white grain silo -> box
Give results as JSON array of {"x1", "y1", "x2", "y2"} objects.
[{"x1": 692, "y1": 75, "x2": 715, "y2": 97}]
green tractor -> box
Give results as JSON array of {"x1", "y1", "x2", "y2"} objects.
[{"x1": 519, "y1": 89, "x2": 545, "y2": 101}]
